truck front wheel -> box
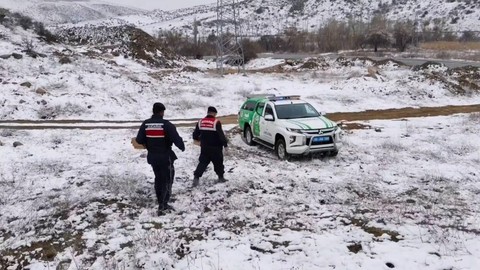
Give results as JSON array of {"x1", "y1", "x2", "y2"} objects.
[{"x1": 275, "y1": 137, "x2": 289, "y2": 160}]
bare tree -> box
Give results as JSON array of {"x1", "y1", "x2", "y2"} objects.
[
  {"x1": 366, "y1": 15, "x2": 390, "y2": 52},
  {"x1": 366, "y1": 31, "x2": 390, "y2": 52},
  {"x1": 393, "y1": 20, "x2": 415, "y2": 52},
  {"x1": 316, "y1": 20, "x2": 350, "y2": 52},
  {"x1": 284, "y1": 27, "x2": 308, "y2": 52},
  {"x1": 460, "y1": 31, "x2": 477, "y2": 42}
]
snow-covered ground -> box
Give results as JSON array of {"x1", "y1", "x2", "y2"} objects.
[
  {"x1": 1, "y1": 114, "x2": 480, "y2": 269},
  {"x1": 2, "y1": 35, "x2": 480, "y2": 122},
  {"x1": 2, "y1": 19, "x2": 480, "y2": 270}
]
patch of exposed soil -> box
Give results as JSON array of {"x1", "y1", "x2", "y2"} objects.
[
  {"x1": 55, "y1": 25, "x2": 179, "y2": 68},
  {"x1": 412, "y1": 61, "x2": 445, "y2": 71},
  {"x1": 325, "y1": 104, "x2": 480, "y2": 122},
  {"x1": 0, "y1": 232, "x2": 84, "y2": 270},
  {"x1": 298, "y1": 58, "x2": 330, "y2": 70},
  {"x1": 343, "y1": 218, "x2": 401, "y2": 242},
  {"x1": 2, "y1": 104, "x2": 480, "y2": 130}
]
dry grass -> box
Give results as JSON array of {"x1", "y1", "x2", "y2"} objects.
[{"x1": 420, "y1": 42, "x2": 480, "y2": 51}]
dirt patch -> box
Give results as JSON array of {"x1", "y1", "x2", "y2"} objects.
[
  {"x1": 420, "y1": 41, "x2": 480, "y2": 51},
  {"x1": 181, "y1": 66, "x2": 202, "y2": 73},
  {"x1": 335, "y1": 56, "x2": 354, "y2": 67},
  {"x1": 299, "y1": 58, "x2": 330, "y2": 70},
  {"x1": 2, "y1": 104, "x2": 480, "y2": 130},
  {"x1": 344, "y1": 218, "x2": 401, "y2": 242},
  {"x1": 338, "y1": 122, "x2": 372, "y2": 130},
  {"x1": 326, "y1": 104, "x2": 480, "y2": 122},
  {"x1": 347, "y1": 243, "x2": 363, "y2": 254},
  {"x1": 447, "y1": 66, "x2": 480, "y2": 91},
  {"x1": 254, "y1": 63, "x2": 287, "y2": 73},
  {"x1": 374, "y1": 58, "x2": 406, "y2": 67},
  {"x1": 351, "y1": 57, "x2": 406, "y2": 68},
  {"x1": 55, "y1": 25, "x2": 179, "y2": 68},
  {"x1": 412, "y1": 61, "x2": 445, "y2": 71},
  {"x1": 0, "y1": 232, "x2": 84, "y2": 270}
]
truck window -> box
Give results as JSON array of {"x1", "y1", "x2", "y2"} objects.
[
  {"x1": 256, "y1": 102, "x2": 265, "y2": 115},
  {"x1": 265, "y1": 104, "x2": 274, "y2": 117},
  {"x1": 242, "y1": 101, "x2": 257, "y2": 111}
]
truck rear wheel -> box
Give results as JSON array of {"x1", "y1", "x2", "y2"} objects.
[{"x1": 244, "y1": 126, "x2": 256, "y2": 146}]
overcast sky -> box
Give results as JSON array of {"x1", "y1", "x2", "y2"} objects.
[{"x1": 100, "y1": 0, "x2": 216, "y2": 11}]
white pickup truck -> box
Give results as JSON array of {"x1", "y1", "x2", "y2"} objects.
[{"x1": 238, "y1": 95, "x2": 342, "y2": 159}]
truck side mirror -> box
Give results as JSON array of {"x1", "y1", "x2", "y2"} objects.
[{"x1": 265, "y1": 114, "x2": 274, "y2": 121}]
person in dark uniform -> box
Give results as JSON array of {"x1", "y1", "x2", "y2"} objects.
[
  {"x1": 192, "y1": 106, "x2": 228, "y2": 187},
  {"x1": 136, "y1": 102, "x2": 185, "y2": 215}
]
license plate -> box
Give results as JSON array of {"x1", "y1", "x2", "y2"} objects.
[{"x1": 313, "y1": 136, "x2": 330, "y2": 142}]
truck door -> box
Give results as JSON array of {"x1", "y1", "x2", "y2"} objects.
[
  {"x1": 252, "y1": 102, "x2": 265, "y2": 137},
  {"x1": 259, "y1": 103, "x2": 275, "y2": 144}
]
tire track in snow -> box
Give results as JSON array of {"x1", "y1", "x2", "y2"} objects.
[{"x1": 1, "y1": 103, "x2": 480, "y2": 130}]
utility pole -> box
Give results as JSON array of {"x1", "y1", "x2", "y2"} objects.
[{"x1": 216, "y1": 0, "x2": 245, "y2": 74}]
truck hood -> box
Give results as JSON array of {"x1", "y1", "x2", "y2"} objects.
[{"x1": 279, "y1": 116, "x2": 337, "y2": 130}]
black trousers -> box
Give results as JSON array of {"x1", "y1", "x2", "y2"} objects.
[
  {"x1": 166, "y1": 165, "x2": 175, "y2": 203},
  {"x1": 194, "y1": 146, "x2": 224, "y2": 178},
  {"x1": 151, "y1": 157, "x2": 173, "y2": 208}
]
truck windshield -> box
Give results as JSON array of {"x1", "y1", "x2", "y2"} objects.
[{"x1": 275, "y1": 103, "x2": 320, "y2": 119}]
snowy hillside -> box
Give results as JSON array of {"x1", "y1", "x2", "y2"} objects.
[
  {"x1": 1, "y1": 13, "x2": 480, "y2": 121},
  {"x1": 0, "y1": 0, "x2": 146, "y2": 25},
  {"x1": 1, "y1": 4, "x2": 480, "y2": 270},
  {"x1": 142, "y1": 0, "x2": 480, "y2": 36},
  {"x1": 1, "y1": 0, "x2": 479, "y2": 36}
]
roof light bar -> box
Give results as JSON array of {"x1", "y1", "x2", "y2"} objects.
[
  {"x1": 268, "y1": 95, "x2": 301, "y2": 101},
  {"x1": 246, "y1": 94, "x2": 276, "y2": 99}
]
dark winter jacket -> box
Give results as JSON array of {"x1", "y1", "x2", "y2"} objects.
[
  {"x1": 136, "y1": 115, "x2": 185, "y2": 164},
  {"x1": 193, "y1": 115, "x2": 228, "y2": 148}
]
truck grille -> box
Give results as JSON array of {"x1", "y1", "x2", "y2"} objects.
[{"x1": 303, "y1": 128, "x2": 335, "y2": 135}]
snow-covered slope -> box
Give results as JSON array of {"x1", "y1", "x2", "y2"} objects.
[
  {"x1": 0, "y1": 0, "x2": 146, "y2": 24},
  {"x1": 2, "y1": 5, "x2": 480, "y2": 270},
  {"x1": 1, "y1": 16, "x2": 480, "y2": 121},
  {"x1": 2, "y1": 0, "x2": 478, "y2": 35},
  {"x1": 143, "y1": 0, "x2": 480, "y2": 36}
]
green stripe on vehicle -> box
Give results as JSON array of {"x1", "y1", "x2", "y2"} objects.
[
  {"x1": 290, "y1": 119, "x2": 311, "y2": 129},
  {"x1": 318, "y1": 117, "x2": 331, "y2": 128},
  {"x1": 287, "y1": 120, "x2": 305, "y2": 129},
  {"x1": 327, "y1": 119, "x2": 336, "y2": 128}
]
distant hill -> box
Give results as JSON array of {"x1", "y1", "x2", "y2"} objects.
[
  {"x1": 141, "y1": 0, "x2": 479, "y2": 36},
  {"x1": 0, "y1": 0, "x2": 145, "y2": 24},
  {"x1": 2, "y1": 0, "x2": 478, "y2": 36}
]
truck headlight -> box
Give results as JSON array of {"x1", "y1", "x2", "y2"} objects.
[{"x1": 286, "y1": 128, "x2": 303, "y2": 134}]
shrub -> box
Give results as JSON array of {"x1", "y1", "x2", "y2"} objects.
[
  {"x1": 0, "y1": 129, "x2": 14, "y2": 137},
  {"x1": 34, "y1": 22, "x2": 57, "y2": 43},
  {"x1": 14, "y1": 12, "x2": 33, "y2": 30},
  {"x1": 393, "y1": 20, "x2": 415, "y2": 52},
  {"x1": 241, "y1": 39, "x2": 261, "y2": 63},
  {"x1": 289, "y1": 0, "x2": 307, "y2": 14},
  {"x1": 37, "y1": 103, "x2": 87, "y2": 119}
]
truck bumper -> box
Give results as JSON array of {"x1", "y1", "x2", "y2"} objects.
[{"x1": 286, "y1": 131, "x2": 342, "y2": 155}]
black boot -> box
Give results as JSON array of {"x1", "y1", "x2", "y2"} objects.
[
  {"x1": 192, "y1": 176, "x2": 200, "y2": 187},
  {"x1": 164, "y1": 204, "x2": 175, "y2": 212},
  {"x1": 217, "y1": 175, "x2": 227, "y2": 183},
  {"x1": 157, "y1": 205, "x2": 166, "y2": 216}
]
